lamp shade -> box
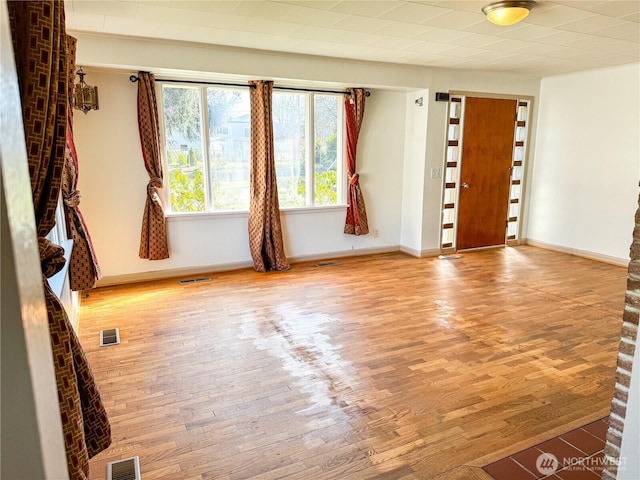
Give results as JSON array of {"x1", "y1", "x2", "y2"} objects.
[{"x1": 482, "y1": 1, "x2": 536, "y2": 26}]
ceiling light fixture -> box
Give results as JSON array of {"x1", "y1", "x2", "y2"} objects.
[{"x1": 482, "y1": 0, "x2": 536, "y2": 26}]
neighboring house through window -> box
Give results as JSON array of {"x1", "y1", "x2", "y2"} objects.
[{"x1": 160, "y1": 83, "x2": 344, "y2": 213}]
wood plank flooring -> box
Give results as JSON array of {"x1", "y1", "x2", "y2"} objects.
[{"x1": 79, "y1": 246, "x2": 627, "y2": 480}]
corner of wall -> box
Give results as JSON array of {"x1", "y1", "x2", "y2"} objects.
[
  {"x1": 400, "y1": 89, "x2": 430, "y2": 253},
  {"x1": 603, "y1": 190, "x2": 640, "y2": 479}
]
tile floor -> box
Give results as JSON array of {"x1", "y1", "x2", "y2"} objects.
[{"x1": 483, "y1": 417, "x2": 609, "y2": 479}]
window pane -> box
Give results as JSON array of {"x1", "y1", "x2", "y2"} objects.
[
  {"x1": 162, "y1": 86, "x2": 205, "y2": 212},
  {"x1": 207, "y1": 88, "x2": 251, "y2": 211},
  {"x1": 273, "y1": 93, "x2": 306, "y2": 208},
  {"x1": 314, "y1": 95, "x2": 339, "y2": 206}
]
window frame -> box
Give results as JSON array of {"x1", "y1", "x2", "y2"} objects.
[
  {"x1": 157, "y1": 81, "x2": 347, "y2": 216},
  {"x1": 312, "y1": 91, "x2": 347, "y2": 209}
]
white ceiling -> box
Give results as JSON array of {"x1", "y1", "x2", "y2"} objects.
[{"x1": 65, "y1": 0, "x2": 640, "y2": 76}]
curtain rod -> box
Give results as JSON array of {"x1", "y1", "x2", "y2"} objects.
[{"x1": 129, "y1": 75, "x2": 370, "y2": 97}]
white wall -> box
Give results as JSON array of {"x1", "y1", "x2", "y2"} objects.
[
  {"x1": 72, "y1": 33, "x2": 543, "y2": 281},
  {"x1": 74, "y1": 71, "x2": 153, "y2": 279},
  {"x1": 74, "y1": 70, "x2": 406, "y2": 281},
  {"x1": 73, "y1": 33, "x2": 432, "y2": 90},
  {"x1": 528, "y1": 64, "x2": 640, "y2": 263},
  {"x1": 400, "y1": 89, "x2": 429, "y2": 256}
]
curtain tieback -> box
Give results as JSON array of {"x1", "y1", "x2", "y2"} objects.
[
  {"x1": 147, "y1": 176, "x2": 163, "y2": 193},
  {"x1": 39, "y1": 237, "x2": 66, "y2": 278},
  {"x1": 348, "y1": 173, "x2": 360, "y2": 186},
  {"x1": 63, "y1": 190, "x2": 82, "y2": 208}
]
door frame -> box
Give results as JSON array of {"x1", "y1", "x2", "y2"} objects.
[
  {"x1": 1, "y1": 1, "x2": 69, "y2": 477},
  {"x1": 439, "y1": 90, "x2": 535, "y2": 253}
]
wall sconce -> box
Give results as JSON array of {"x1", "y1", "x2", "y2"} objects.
[
  {"x1": 482, "y1": 1, "x2": 536, "y2": 26},
  {"x1": 74, "y1": 67, "x2": 99, "y2": 114}
]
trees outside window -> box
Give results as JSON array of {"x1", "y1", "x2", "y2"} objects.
[
  {"x1": 161, "y1": 84, "x2": 343, "y2": 213},
  {"x1": 272, "y1": 91, "x2": 344, "y2": 208}
]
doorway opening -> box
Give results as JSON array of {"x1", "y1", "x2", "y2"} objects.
[{"x1": 440, "y1": 94, "x2": 531, "y2": 252}]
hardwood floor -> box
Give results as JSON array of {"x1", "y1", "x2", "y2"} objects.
[{"x1": 80, "y1": 246, "x2": 627, "y2": 480}]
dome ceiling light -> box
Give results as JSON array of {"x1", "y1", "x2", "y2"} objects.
[{"x1": 482, "y1": 1, "x2": 537, "y2": 26}]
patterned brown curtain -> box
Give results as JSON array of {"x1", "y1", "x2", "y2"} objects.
[
  {"x1": 62, "y1": 35, "x2": 101, "y2": 291},
  {"x1": 8, "y1": 2, "x2": 111, "y2": 479},
  {"x1": 248, "y1": 80, "x2": 290, "y2": 272},
  {"x1": 137, "y1": 71, "x2": 169, "y2": 260},
  {"x1": 344, "y1": 88, "x2": 369, "y2": 235}
]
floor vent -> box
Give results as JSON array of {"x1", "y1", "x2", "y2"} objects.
[
  {"x1": 179, "y1": 276, "x2": 211, "y2": 284},
  {"x1": 106, "y1": 456, "x2": 140, "y2": 480},
  {"x1": 316, "y1": 261, "x2": 342, "y2": 267},
  {"x1": 438, "y1": 255, "x2": 461, "y2": 261},
  {"x1": 100, "y1": 328, "x2": 120, "y2": 347}
]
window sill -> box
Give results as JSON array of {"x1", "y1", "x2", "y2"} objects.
[
  {"x1": 166, "y1": 210, "x2": 248, "y2": 221},
  {"x1": 165, "y1": 205, "x2": 348, "y2": 221},
  {"x1": 281, "y1": 205, "x2": 348, "y2": 215}
]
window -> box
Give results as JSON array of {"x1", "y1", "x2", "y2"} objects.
[
  {"x1": 162, "y1": 85, "x2": 250, "y2": 213},
  {"x1": 272, "y1": 92, "x2": 344, "y2": 208},
  {"x1": 161, "y1": 83, "x2": 344, "y2": 213}
]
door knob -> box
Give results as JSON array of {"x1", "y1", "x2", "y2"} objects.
[{"x1": 461, "y1": 182, "x2": 470, "y2": 189}]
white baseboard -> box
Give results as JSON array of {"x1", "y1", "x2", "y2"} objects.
[
  {"x1": 525, "y1": 238, "x2": 629, "y2": 267},
  {"x1": 399, "y1": 246, "x2": 441, "y2": 258},
  {"x1": 288, "y1": 245, "x2": 400, "y2": 263},
  {"x1": 97, "y1": 245, "x2": 403, "y2": 287},
  {"x1": 457, "y1": 244, "x2": 507, "y2": 253},
  {"x1": 97, "y1": 261, "x2": 254, "y2": 287}
]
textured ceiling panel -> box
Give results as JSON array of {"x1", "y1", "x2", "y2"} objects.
[{"x1": 65, "y1": 0, "x2": 640, "y2": 76}]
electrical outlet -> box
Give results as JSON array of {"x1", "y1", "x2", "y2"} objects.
[
  {"x1": 373, "y1": 228, "x2": 379, "y2": 238},
  {"x1": 431, "y1": 168, "x2": 441, "y2": 179}
]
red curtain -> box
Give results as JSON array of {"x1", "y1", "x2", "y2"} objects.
[
  {"x1": 62, "y1": 35, "x2": 101, "y2": 291},
  {"x1": 248, "y1": 80, "x2": 290, "y2": 272},
  {"x1": 137, "y1": 72, "x2": 169, "y2": 260},
  {"x1": 8, "y1": 2, "x2": 111, "y2": 478},
  {"x1": 344, "y1": 88, "x2": 369, "y2": 235}
]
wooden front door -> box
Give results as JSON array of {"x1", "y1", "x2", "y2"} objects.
[{"x1": 457, "y1": 97, "x2": 516, "y2": 250}]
